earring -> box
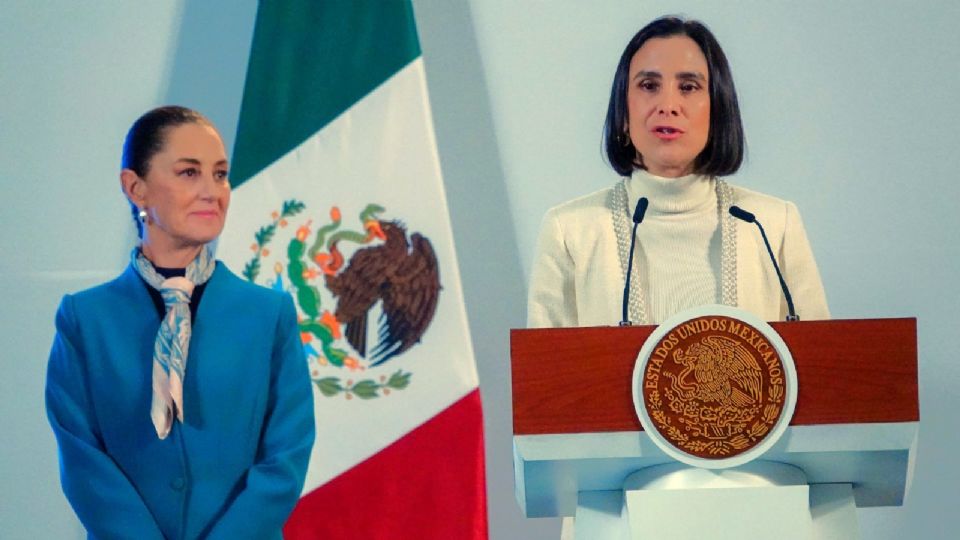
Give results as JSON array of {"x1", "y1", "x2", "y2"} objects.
[{"x1": 138, "y1": 208, "x2": 148, "y2": 222}]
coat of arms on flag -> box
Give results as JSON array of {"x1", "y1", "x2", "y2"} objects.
[{"x1": 241, "y1": 200, "x2": 441, "y2": 400}]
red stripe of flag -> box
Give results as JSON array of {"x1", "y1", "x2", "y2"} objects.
[{"x1": 285, "y1": 389, "x2": 487, "y2": 539}]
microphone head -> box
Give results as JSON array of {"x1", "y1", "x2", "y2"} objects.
[
  {"x1": 729, "y1": 205, "x2": 756, "y2": 223},
  {"x1": 633, "y1": 197, "x2": 649, "y2": 224}
]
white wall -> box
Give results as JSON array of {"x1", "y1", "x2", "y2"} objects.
[{"x1": 2, "y1": 1, "x2": 957, "y2": 539}]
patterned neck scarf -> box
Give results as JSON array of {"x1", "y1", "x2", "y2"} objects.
[{"x1": 131, "y1": 244, "x2": 216, "y2": 439}]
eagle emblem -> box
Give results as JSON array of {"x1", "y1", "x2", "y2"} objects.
[
  {"x1": 668, "y1": 335, "x2": 763, "y2": 412},
  {"x1": 326, "y1": 220, "x2": 440, "y2": 365},
  {"x1": 242, "y1": 200, "x2": 441, "y2": 399}
]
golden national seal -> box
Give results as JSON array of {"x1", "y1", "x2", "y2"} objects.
[{"x1": 641, "y1": 315, "x2": 788, "y2": 459}]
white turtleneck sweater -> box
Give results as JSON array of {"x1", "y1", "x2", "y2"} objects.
[
  {"x1": 628, "y1": 170, "x2": 721, "y2": 322},
  {"x1": 527, "y1": 170, "x2": 829, "y2": 327}
]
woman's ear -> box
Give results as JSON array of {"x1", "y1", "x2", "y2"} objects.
[{"x1": 120, "y1": 169, "x2": 146, "y2": 208}]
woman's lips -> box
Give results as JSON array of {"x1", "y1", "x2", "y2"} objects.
[
  {"x1": 652, "y1": 126, "x2": 684, "y2": 141},
  {"x1": 190, "y1": 210, "x2": 220, "y2": 218}
]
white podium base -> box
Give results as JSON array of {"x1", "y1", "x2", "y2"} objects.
[{"x1": 573, "y1": 462, "x2": 859, "y2": 540}]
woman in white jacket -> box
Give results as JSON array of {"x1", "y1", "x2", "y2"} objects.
[
  {"x1": 527, "y1": 15, "x2": 830, "y2": 540},
  {"x1": 528, "y1": 16, "x2": 829, "y2": 330}
]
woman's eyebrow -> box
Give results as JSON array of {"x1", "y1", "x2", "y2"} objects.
[
  {"x1": 173, "y1": 158, "x2": 229, "y2": 167},
  {"x1": 677, "y1": 71, "x2": 707, "y2": 82},
  {"x1": 634, "y1": 70, "x2": 662, "y2": 81},
  {"x1": 174, "y1": 158, "x2": 202, "y2": 165}
]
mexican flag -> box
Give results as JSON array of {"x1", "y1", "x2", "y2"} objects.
[{"x1": 218, "y1": 1, "x2": 488, "y2": 537}]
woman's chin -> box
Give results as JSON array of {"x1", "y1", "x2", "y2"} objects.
[
  {"x1": 193, "y1": 232, "x2": 222, "y2": 246},
  {"x1": 166, "y1": 229, "x2": 223, "y2": 250},
  {"x1": 188, "y1": 222, "x2": 225, "y2": 245}
]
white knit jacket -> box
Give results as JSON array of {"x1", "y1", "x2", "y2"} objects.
[{"x1": 527, "y1": 176, "x2": 830, "y2": 327}]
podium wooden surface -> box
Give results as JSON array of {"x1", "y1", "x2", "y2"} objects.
[
  {"x1": 512, "y1": 318, "x2": 918, "y2": 435},
  {"x1": 510, "y1": 318, "x2": 919, "y2": 518}
]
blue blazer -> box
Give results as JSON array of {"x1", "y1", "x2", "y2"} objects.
[{"x1": 46, "y1": 262, "x2": 315, "y2": 540}]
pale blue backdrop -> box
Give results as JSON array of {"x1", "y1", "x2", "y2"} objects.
[{"x1": 2, "y1": 1, "x2": 957, "y2": 538}]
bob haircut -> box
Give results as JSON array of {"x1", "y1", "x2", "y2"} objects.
[{"x1": 603, "y1": 16, "x2": 745, "y2": 177}]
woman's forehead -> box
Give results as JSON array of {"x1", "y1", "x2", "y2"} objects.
[
  {"x1": 629, "y1": 35, "x2": 708, "y2": 76},
  {"x1": 158, "y1": 123, "x2": 226, "y2": 160}
]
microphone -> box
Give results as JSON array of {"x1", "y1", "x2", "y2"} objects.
[
  {"x1": 728, "y1": 205, "x2": 799, "y2": 321},
  {"x1": 620, "y1": 197, "x2": 649, "y2": 326}
]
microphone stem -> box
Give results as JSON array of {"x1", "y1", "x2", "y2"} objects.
[
  {"x1": 752, "y1": 220, "x2": 798, "y2": 321},
  {"x1": 621, "y1": 221, "x2": 640, "y2": 325}
]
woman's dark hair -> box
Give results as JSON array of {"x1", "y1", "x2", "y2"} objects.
[
  {"x1": 121, "y1": 106, "x2": 213, "y2": 237},
  {"x1": 603, "y1": 16, "x2": 745, "y2": 177}
]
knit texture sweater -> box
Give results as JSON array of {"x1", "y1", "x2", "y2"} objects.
[
  {"x1": 627, "y1": 169, "x2": 721, "y2": 323},
  {"x1": 527, "y1": 171, "x2": 829, "y2": 327}
]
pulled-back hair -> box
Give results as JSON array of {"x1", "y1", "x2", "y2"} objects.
[{"x1": 121, "y1": 106, "x2": 213, "y2": 237}]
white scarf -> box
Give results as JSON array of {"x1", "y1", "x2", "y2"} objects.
[{"x1": 131, "y1": 245, "x2": 216, "y2": 439}]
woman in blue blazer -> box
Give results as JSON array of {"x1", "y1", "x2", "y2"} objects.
[{"x1": 46, "y1": 106, "x2": 315, "y2": 539}]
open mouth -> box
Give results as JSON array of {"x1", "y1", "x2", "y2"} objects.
[{"x1": 653, "y1": 126, "x2": 683, "y2": 134}]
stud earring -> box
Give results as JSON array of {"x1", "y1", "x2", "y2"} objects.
[{"x1": 138, "y1": 208, "x2": 148, "y2": 222}]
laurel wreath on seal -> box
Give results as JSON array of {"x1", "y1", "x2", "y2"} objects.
[
  {"x1": 242, "y1": 199, "x2": 413, "y2": 400},
  {"x1": 647, "y1": 386, "x2": 781, "y2": 457}
]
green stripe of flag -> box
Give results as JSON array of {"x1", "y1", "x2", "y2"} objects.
[{"x1": 231, "y1": 0, "x2": 421, "y2": 187}]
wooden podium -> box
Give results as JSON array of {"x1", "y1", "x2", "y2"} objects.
[{"x1": 511, "y1": 318, "x2": 918, "y2": 538}]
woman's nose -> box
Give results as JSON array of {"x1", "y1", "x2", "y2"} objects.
[
  {"x1": 657, "y1": 88, "x2": 681, "y2": 116},
  {"x1": 198, "y1": 172, "x2": 217, "y2": 199}
]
